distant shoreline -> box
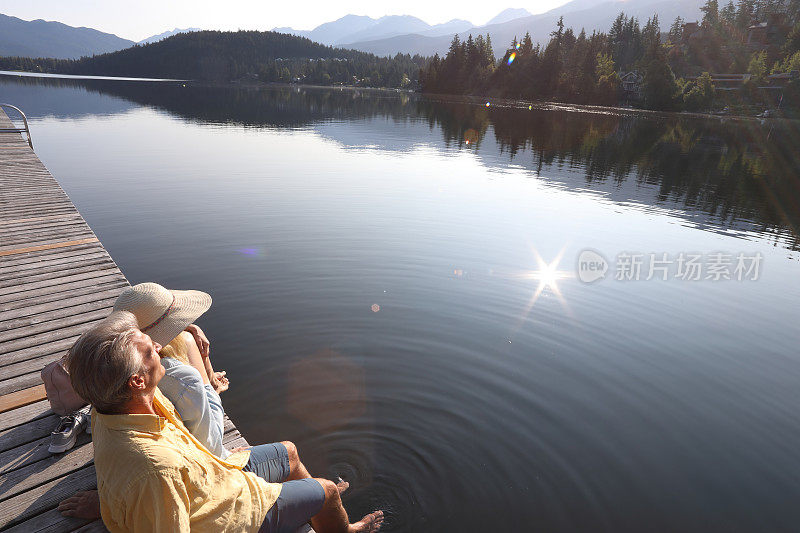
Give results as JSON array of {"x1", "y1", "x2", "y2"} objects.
[
  {"x1": 419, "y1": 91, "x2": 796, "y2": 123},
  {"x1": 2, "y1": 70, "x2": 788, "y2": 122},
  {"x1": 0, "y1": 70, "x2": 185, "y2": 82}
]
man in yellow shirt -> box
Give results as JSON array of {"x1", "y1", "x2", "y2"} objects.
[{"x1": 66, "y1": 311, "x2": 384, "y2": 533}]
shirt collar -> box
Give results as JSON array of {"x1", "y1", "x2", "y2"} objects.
[
  {"x1": 94, "y1": 411, "x2": 167, "y2": 432},
  {"x1": 93, "y1": 389, "x2": 176, "y2": 433}
]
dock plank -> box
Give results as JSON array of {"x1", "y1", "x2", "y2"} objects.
[
  {"x1": 0, "y1": 277, "x2": 127, "y2": 311},
  {"x1": 0, "y1": 265, "x2": 119, "y2": 292},
  {"x1": 0, "y1": 372, "x2": 46, "y2": 396},
  {"x1": 0, "y1": 297, "x2": 118, "y2": 339},
  {"x1": 0, "y1": 286, "x2": 125, "y2": 321},
  {"x1": 0, "y1": 249, "x2": 111, "y2": 274},
  {"x1": 0, "y1": 428, "x2": 90, "y2": 476},
  {"x1": 0, "y1": 337, "x2": 82, "y2": 368},
  {"x1": 0, "y1": 465, "x2": 98, "y2": 529},
  {"x1": 4, "y1": 508, "x2": 92, "y2": 533},
  {"x1": 0, "y1": 271, "x2": 123, "y2": 301},
  {"x1": 0, "y1": 400, "x2": 52, "y2": 431},
  {"x1": 0, "y1": 412, "x2": 59, "y2": 452},
  {"x1": 0, "y1": 237, "x2": 100, "y2": 257},
  {"x1": 0, "y1": 386, "x2": 48, "y2": 415},
  {"x1": 0, "y1": 438, "x2": 93, "y2": 502}
]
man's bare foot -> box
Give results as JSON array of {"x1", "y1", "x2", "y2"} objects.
[
  {"x1": 58, "y1": 490, "x2": 101, "y2": 520},
  {"x1": 348, "y1": 510, "x2": 384, "y2": 533},
  {"x1": 336, "y1": 476, "x2": 350, "y2": 494}
]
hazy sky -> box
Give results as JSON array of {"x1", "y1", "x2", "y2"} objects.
[{"x1": 0, "y1": 1, "x2": 565, "y2": 42}]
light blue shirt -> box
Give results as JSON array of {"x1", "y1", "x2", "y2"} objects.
[{"x1": 158, "y1": 357, "x2": 229, "y2": 459}]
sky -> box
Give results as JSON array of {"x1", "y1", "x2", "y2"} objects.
[{"x1": 0, "y1": 0, "x2": 566, "y2": 42}]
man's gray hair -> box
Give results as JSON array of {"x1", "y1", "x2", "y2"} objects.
[{"x1": 65, "y1": 311, "x2": 144, "y2": 414}]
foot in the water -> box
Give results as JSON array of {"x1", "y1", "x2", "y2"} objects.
[
  {"x1": 349, "y1": 510, "x2": 384, "y2": 533},
  {"x1": 336, "y1": 477, "x2": 350, "y2": 494},
  {"x1": 58, "y1": 489, "x2": 101, "y2": 520}
]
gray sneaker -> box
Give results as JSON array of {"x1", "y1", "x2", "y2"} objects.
[{"x1": 48, "y1": 405, "x2": 91, "y2": 453}]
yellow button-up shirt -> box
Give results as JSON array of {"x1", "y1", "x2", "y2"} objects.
[{"x1": 92, "y1": 388, "x2": 281, "y2": 532}]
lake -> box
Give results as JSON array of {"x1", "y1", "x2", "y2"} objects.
[{"x1": 2, "y1": 74, "x2": 799, "y2": 532}]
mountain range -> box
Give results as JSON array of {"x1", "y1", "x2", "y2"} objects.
[
  {"x1": 273, "y1": 14, "x2": 476, "y2": 47},
  {"x1": 486, "y1": 8, "x2": 534, "y2": 25},
  {"x1": 137, "y1": 28, "x2": 201, "y2": 45},
  {"x1": 275, "y1": 0, "x2": 703, "y2": 58},
  {"x1": 0, "y1": 13, "x2": 134, "y2": 59},
  {"x1": 0, "y1": 14, "x2": 202, "y2": 59},
  {"x1": 2, "y1": 0, "x2": 704, "y2": 62}
]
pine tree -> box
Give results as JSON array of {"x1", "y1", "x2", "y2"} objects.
[
  {"x1": 669, "y1": 16, "x2": 685, "y2": 43},
  {"x1": 484, "y1": 34, "x2": 495, "y2": 68},
  {"x1": 702, "y1": 0, "x2": 720, "y2": 26},
  {"x1": 551, "y1": 17, "x2": 565, "y2": 45},
  {"x1": 642, "y1": 54, "x2": 679, "y2": 109},
  {"x1": 522, "y1": 32, "x2": 534, "y2": 54},
  {"x1": 643, "y1": 15, "x2": 661, "y2": 55},
  {"x1": 721, "y1": 1, "x2": 737, "y2": 26},
  {"x1": 736, "y1": 0, "x2": 755, "y2": 30}
]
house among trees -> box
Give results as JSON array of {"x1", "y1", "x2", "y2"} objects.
[
  {"x1": 765, "y1": 70, "x2": 800, "y2": 87},
  {"x1": 681, "y1": 21, "x2": 701, "y2": 43},
  {"x1": 620, "y1": 71, "x2": 643, "y2": 99},
  {"x1": 747, "y1": 13, "x2": 791, "y2": 51},
  {"x1": 702, "y1": 73, "x2": 752, "y2": 90}
]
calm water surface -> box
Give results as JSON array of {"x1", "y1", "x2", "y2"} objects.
[{"x1": 2, "y1": 75, "x2": 800, "y2": 532}]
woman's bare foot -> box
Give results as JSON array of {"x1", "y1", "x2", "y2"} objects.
[
  {"x1": 348, "y1": 510, "x2": 384, "y2": 533},
  {"x1": 336, "y1": 477, "x2": 350, "y2": 494},
  {"x1": 58, "y1": 490, "x2": 101, "y2": 520}
]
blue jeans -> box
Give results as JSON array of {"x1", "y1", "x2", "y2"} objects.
[{"x1": 243, "y1": 443, "x2": 326, "y2": 533}]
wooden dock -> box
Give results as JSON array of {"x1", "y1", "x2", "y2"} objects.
[{"x1": 0, "y1": 108, "x2": 249, "y2": 531}]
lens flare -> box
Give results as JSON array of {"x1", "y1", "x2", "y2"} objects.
[
  {"x1": 236, "y1": 247, "x2": 264, "y2": 257},
  {"x1": 507, "y1": 52, "x2": 516, "y2": 65},
  {"x1": 485, "y1": 102, "x2": 491, "y2": 107}
]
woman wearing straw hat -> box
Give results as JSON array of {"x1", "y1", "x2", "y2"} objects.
[{"x1": 111, "y1": 282, "x2": 232, "y2": 458}]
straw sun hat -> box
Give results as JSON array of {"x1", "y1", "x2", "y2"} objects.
[{"x1": 113, "y1": 282, "x2": 212, "y2": 346}]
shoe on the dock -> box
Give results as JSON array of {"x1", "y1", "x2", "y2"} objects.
[{"x1": 48, "y1": 405, "x2": 91, "y2": 453}]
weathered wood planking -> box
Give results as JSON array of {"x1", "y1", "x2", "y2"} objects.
[{"x1": 0, "y1": 109, "x2": 250, "y2": 532}]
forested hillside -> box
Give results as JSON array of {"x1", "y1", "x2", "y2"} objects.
[
  {"x1": 421, "y1": 0, "x2": 800, "y2": 111},
  {"x1": 0, "y1": 30, "x2": 426, "y2": 87}
]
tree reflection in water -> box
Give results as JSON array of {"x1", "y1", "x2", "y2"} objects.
[{"x1": 4, "y1": 75, "x2": 798, "y2": 251}]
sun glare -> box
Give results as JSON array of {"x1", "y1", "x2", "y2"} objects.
[{"x1": 523, "y1": 248, "x2": 572, "y2": 313}]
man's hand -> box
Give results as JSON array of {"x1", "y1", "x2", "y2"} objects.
[
  {"x1": 58, "y1": 490, "x2": 101, "y2": 519},
  {"x1": 185, "y1": 324, "x2": 210, "y2": 358}
]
